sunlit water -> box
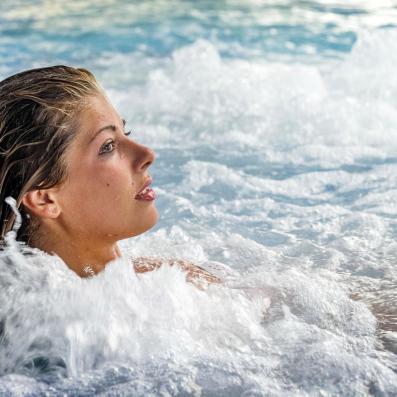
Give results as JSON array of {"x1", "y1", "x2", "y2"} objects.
[{"x1": 1, "y1": 1, "x2": 397, "y2": 396}]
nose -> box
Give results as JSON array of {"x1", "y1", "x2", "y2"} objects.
[{"x1": 129, "y1": 140, "x2": 156, "y2": 172}]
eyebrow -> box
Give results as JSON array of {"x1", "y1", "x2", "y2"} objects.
[{"x1": 89, "y1": 118, "x2": 126, "y2": 143}]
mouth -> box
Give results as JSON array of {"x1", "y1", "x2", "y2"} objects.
[{"x1": 135, "y1": 177, "x2": 155, "y2": 201}]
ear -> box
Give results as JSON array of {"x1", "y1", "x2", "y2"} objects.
[{"x1": 21, "y1": 189, "x2": 61, "y2": 219}]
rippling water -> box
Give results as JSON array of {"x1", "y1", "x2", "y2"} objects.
[{"x1": 1, "y1": 1, "x2": 397, "y2": 396}]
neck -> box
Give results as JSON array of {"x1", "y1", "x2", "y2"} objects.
[{"x1": 29, "y1": 227, "x2": 122, "y2": 277}]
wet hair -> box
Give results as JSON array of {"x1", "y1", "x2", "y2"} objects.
[{"x1": 0, "y1": 65, "x2": 103, "y2": 246}]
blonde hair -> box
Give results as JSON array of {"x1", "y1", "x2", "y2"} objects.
[{"x1": 0, "y1": 65, "x2": 103, "y2": 245}]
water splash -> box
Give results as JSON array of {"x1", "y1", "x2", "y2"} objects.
[{"x1": 1, "y1": 1, "x2": 397, "y2": 395}]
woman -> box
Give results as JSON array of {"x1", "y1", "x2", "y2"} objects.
[{"x1": 0, "y1": 65, "x2": 219, "y2": 286}]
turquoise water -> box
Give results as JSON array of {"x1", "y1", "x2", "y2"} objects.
[{"x1": 1, "y1": 1, "x2": 397, "y2": 395}]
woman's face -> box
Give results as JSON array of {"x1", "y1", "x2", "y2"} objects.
[{"x1": 56, "y1": 93, "x2": 158, "y2": 243}]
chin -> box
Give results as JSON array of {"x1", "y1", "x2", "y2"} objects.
[{"x1": 129, "y1": 206, "x2": 159, "y2": 238}]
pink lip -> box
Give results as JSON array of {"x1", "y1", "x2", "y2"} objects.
[{"x1": 135, "y1": 177, "x2": 155, "y2": 201}]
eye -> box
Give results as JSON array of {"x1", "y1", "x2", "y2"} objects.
[
  {"x1": 124, "y1": 130, "x2": 132, "y2": 137},
  {"x1": 99, "y1": 139, "x2": 115, "y2": 155}
]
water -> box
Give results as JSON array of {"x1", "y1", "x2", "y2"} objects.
[{"x1": 1, "y1": 1, "x2": 397, "y2": 395}]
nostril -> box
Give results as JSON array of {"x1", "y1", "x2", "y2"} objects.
[
  {"x1": 142, "y1": 158, "x2": 152, "y2": 170},
  {"x1": 139, "y1": 146, "x2": 155, "y2": 171}
]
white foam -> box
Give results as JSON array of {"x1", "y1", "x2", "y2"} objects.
[
  {"x1": 1, "y1": 239, "x2": 395, "y2": 395},
  {"x1": 2, "y1": 5, "x2": 397, "y2": 394},
  {"x1": 108, "y1": 29, "x2": 397, "y2": 161}
]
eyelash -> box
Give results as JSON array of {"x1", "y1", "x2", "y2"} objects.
[{"x1": 99, "y1": 131, "x2": 132, "y2": 155}]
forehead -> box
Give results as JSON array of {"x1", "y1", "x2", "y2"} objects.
[
  {"x1": 79, "y1": 94, "x2": 120, "y2": 128},
  {"x1": 65, "y1": 94, "x2": 122, "y2": 161}
]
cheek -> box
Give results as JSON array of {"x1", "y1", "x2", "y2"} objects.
[
  {"x1": 62, "y1": 161, "x2": 135, "y2": 213},
  {"x1": 94, "y1": 163, "x2": 132, "y2": 192}
]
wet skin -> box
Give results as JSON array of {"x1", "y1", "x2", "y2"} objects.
[{"x1": 23, "y1": 92, "x2": 220, "y2": 286}]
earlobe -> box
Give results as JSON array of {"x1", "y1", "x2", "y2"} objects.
[{"x1": 22, "y1": 189, "x2": 61, "y2": 219}]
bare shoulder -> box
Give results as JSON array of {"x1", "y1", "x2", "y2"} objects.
[
  {"x1": 166, "y1": 258, "x2": 222, "y2": 286},
  {"x1": 132, "y1": 256, "x2": 163, "y2": 273},
  {"x1": 132, "y1": 256, "x2": 222, "y2": 287},
  {"x1": 350, "y1": 280, "x2": 397, "y2": 354}
]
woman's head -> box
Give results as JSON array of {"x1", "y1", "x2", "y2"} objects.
[{"x1": 0, "y1": 65, "x2": 157, "y2": 256}]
